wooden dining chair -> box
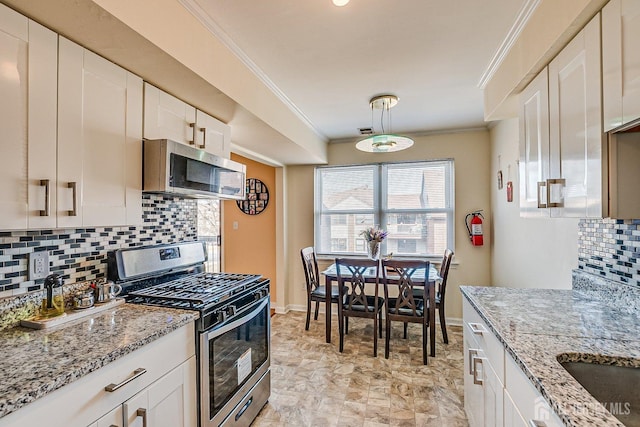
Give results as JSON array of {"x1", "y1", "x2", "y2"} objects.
[
  {"x1": 381, "y1": 259, "x2": 431, "y2": 365},
  {"x1": 335, "y1": 258, "x2": 384, "y2": 357},
  {"x1": 300, "y1": 247, "x2": 346, "y2": 331},
  {"x1": 414, "y1": 248, "x2": 454, "y2": 344}
]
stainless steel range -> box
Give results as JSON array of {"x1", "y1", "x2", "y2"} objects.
[{"x1": 107, "y1": 242, "x2": 270, "y2": 427}]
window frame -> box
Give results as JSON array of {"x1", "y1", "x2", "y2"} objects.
[{"x1": 314, "y1": 159, "x2": 455, "y2": 259}]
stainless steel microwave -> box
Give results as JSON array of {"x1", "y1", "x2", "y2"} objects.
[{"x1": 143, "y1": 139, "x2": 246, "y2": 200}]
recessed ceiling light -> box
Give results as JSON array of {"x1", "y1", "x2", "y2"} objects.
[{"x1": 332, "y1": 0, "x2": 350, "y2": 6}]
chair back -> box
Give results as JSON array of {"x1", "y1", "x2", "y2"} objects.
[
  {"x1": 300, "y1": 247, "x2": 320, "y2": 294},
  {"x1": 382, "y1": 259, "x2": 430, "y2": 318},
  {"x1": 438, "y1": 249, "x2": 454, "y2": 302},
  {"x1": 335, "y1": 258, "x2": 379, "y2": 313}
]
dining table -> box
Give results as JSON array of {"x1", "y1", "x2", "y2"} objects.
[{"x1": 321, "y1": 260, "x2": 441, "y2": 357}]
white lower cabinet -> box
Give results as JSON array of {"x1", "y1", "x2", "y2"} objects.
[
  {"x1": 0, "y1": 323, "x2": 195, "y2": 427},
  {"x1": 463, "y1": 298, "x2": 563, "y2": 427}
]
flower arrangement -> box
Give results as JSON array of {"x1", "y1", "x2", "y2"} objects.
[{"x1": 359, "y1": 226, "x2": 388, "y2": 243}]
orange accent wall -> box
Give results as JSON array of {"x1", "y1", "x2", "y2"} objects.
[{"x1": 223, "y1": 154, "x2": 277, "y2": 301}]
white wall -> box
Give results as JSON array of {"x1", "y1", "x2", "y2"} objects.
[
  {"x1": 490, "y1": 118, "x2": 578, "y2": 289},
  {"x1": 284, "y1": 130, "x2": 493, "y2": 322}
]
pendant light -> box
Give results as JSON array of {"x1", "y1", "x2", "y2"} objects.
[{"x1": 355, "y1": 94, "x2": 414, "y2": 153}]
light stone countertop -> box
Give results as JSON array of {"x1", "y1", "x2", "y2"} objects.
[
  {"x1": 0, "y1": 303, "x2": 198, "y2": 419},
  {"x1": 460, "y1": 285, "x2": 640, "y2": 427}
]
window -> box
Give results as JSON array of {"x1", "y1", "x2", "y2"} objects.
[
  {"x1": 315, "y1": 160, "x2": 454, "y2": 257},
  {"x1": 197, "y1": 200, "x2": 221, "y2": 272}
]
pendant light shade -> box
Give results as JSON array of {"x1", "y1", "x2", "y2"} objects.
[{"x1": 356, "y1": 95, "x2": 414, "y2": 153}]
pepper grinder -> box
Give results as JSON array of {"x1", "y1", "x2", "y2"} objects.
[{"x1": 41, "y1": 273, "x2": 65, "y2": 318}]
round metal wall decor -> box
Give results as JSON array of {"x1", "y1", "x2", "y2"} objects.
[{"x1": 236, "y1": 178, "x2": 269, "y2": 215}]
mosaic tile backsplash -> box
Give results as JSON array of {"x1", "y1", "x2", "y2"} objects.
[
  {"x1": 578, "y1": 218, "x2": 640, "y2": 287},
  {"x1": 0, "y1": 194, "x2": 197, "y2": 299}
]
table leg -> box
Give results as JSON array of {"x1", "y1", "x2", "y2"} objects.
[
  {"x1": 325, "y1": 275, "x2": 332, "y2": 343},
  {"x1": 429, "y1": 281, "x2": 436, "y2": 357}
]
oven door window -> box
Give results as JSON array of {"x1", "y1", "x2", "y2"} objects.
[{"x1": 208, "y1": 298, "x2": 269, "y2": 419}]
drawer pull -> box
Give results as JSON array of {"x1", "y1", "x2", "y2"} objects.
[
  {"x1": 137, "y1": 408, "x2": 148, "y2": 427},
  {"x1": 199, "y1": 127, "x2": 206, "y2": 150},
  {"x1": 472, "y1": 356, "x2": 483, "y2": 385},
  {"x1": 469, "y1": 322, "x2": 486, "y2": 335},
  {"x1": 67, "y1": 182, "x2": 77, "y2": 216},
  {"x1": 468, "y1": 349, "x2": 478, "y2": 375},
  {"x1": 104, "y1": 368, "x2": 147, "y2": 392},
  {"x1": 529, "y1": 421, "x2": 547, "y2": 427},
  {"x1": 189, "y1": 122, "x2": 197, "y2": 145}
]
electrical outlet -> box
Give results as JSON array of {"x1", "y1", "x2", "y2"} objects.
[{"x1": 29, "y1": 251, "x2": 50, "y2": 280}]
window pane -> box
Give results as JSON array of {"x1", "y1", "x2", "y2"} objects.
[
  {"x1": 317, "y1": 213, "x2": 375, "y2": 254},
  {"x1": 386, "y1": 163, "x2": 448, "y2": 209},
  {"x1": 319, "y1": 167, "x2": 374, "y2": 211},
  {"x1": 384, "y1": 212, "x2": 448, "y2": 256}
]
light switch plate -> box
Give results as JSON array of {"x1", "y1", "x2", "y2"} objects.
[{"x1": 29, "y1": 251, "x2": 50, "y2": 281}]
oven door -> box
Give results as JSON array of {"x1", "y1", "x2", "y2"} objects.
[{"x1": 200, "y1": 296, "x2": 270, "y2": 427}]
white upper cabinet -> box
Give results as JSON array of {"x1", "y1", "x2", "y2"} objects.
[
  {"x1": 519, "y1": 13, "x2": 605, "y2": 218},
  {"x1": 0, "y1": 5, "x2": 57, "y2": 230},
  {"x1": 58, "y1": 37, "x2": 143, "y2": 227},
  {"x1": 143, "y1": 83, "x2": 230, "y2": 158},
  {"x1": 548, "y1": 13, "x2": 603, "y2": 218},
  {"x1": 518, "y1": 68, "x2": 550, "y2": 218},
  {"x1": 602, "y1": 0, "x2": 640, "y2": 131}
]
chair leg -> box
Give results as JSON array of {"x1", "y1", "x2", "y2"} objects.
[
  {"x1": 338, "y1": 303, "x2": 345, "y2": 353},
  {"x1": 439, "y1": 307, "x2": 449, "y2": 344},
  {"x1": 345, "y1": 316, "x2": 349, "y2": 335},
  {"x1": 385, "y1": 315, "x2": 391, "y2": 359},
  {"x1": 403, "y1": 322, "x2": 408, "y2": 339},
  {"x1": 373, "y1": 316, "x2": 378, "y2": 357},
  {"x1": 305, "y1": 298, "x2": 312, "y2": 331},
  {"x1": 314, "y1": 300, "x2": 320, "y2": 320},
  {"x1": 379, "y1": 310, "x2": 383, "y2": 338},
  {"x1": 422, "y1": 321, "x2": 428, "y2": 365}
]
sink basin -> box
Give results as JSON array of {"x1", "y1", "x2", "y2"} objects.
[{"x1": 560, "y1": 361, "x2": 640, "y2": 427}]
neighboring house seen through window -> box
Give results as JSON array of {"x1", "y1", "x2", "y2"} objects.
[{"x1": 315, "y1": 160, "x2": 454, "y2": 258}]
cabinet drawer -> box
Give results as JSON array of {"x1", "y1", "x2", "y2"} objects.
[
  {"x1": 0, "y1": 323, "x2": 195, "y2": 427},
  {"x1": 463, "y1": 298, "x2": 504, "y2": 384},
  {"x1": 505, "y1": 352, "x2": 564, "y2": 427}
]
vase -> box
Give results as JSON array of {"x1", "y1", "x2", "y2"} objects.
[{"x1": 367, "y1": 241, "x2": 380, "y2": 260}]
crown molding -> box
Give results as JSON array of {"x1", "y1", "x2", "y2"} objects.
[
  {"x1": 178, "y1": 0, "x2": 326, "y2": 141},
  {"x1": 477, "y1": 0, "x2": 540, "y2": 89}
]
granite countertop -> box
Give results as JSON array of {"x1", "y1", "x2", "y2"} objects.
[
  {"x1": 460, "y1": 285, "x2": 640, "y2": 427},
  {"x1": 0, "y1": 303, "x2": 198, "y2": 419}
]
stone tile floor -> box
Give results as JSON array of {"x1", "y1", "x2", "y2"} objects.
[{"x1": 253, "y1": 311, "x2": 468, "y2": 427}]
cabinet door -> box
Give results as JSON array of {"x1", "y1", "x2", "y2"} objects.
[
  {"x1": 504, "y1": 389, "x2": 528, "y2": 427},
  {"x1": 196, "y1": 109, "x2": 231, "y2": 158},
  {"x1": 518, "y1": 68, "x2": 550, "y2": 217},
  {"x1": 0, "y1": 5, "x2": 28, "y2": 230},
  {"x1": 480, "y1": 357, "x2": 504, "y2": 427},
  {"x1": 603, "y1": 0, "x2": 640, "y2": 131},
  {"x1": 143, "y1": 82, "x2": 196, "y2": 144},
  {"x1": 548, "y1": 14, "x2": 604, "y2": 218},
  {"x1": 58, "y1": 37, "x2": 143, "y2": 227},
  {"x1": 464, "y1": 327, "x2": 483, "y2": 427},
  {"x1": 123, "y1": 356, "x2": 196, "y2": 427},
  {"x1": 92, "y1": 405, "x2": 123, "y2": 427}
]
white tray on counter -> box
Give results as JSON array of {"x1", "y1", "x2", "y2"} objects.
[{"x1": 20, "y1": 298, "x2": 125, "y2": 330}]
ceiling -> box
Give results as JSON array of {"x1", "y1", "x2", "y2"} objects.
[{"x1": 186, "y1": 0, "x2": 528, "y2": 141}]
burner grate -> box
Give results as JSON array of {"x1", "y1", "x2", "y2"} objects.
[{"x1": 126, "y1": 272, "x2": 262, "y2": 308}]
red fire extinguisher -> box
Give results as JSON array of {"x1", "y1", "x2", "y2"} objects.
[{"x1": 465, "y1": 210, "x2": 484, "y2": 246}]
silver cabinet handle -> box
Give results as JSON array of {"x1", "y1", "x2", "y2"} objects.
[
  {"x1": 189, "y1": 122, "x2": 197, "y2": 145},
  {"x1": 67, "y1": 182, "x2": 77, "y2": 216},
  {"x1": 546, "y1": 178, "x2": 565, "y2": 208},
  {"x1": 472, "y1": 356, "x2": 483, "y2": 385},
  {"x1": 469, "y1": 322, "x2": 486, "y2": 335},
  {"x1": 39, "y1": 179, "x2": 50, "y2": 216},
  {"x1": 104, "y1": 368, "x2": 146, "y2": 392},
  {"x1": 537, "y1": 181, "x2": 547, "y2": 208},
  {"x1": 468, "y1": 348, "x2": 478, "y2": 375},
  {"x1": 529, "y1": 421, "x2": 547, "y2": 427},
  {"x1": 136, "y1": 408, "x2": 148, "y2": 427},
  {"x1": 199, "y1": 127, "x2": 206, "y2": 150}
]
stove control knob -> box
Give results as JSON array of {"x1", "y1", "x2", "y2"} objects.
[
  {"x1": 217, "y1": 310, "x2": 227, "y2": 323},
  {"x1": 226, "y1": 305, "x2": 237, "y2": 317}
]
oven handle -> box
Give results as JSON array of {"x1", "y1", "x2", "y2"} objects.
[{"x1": 204, "y1": 295, "x2": 269, "y2": 341}]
